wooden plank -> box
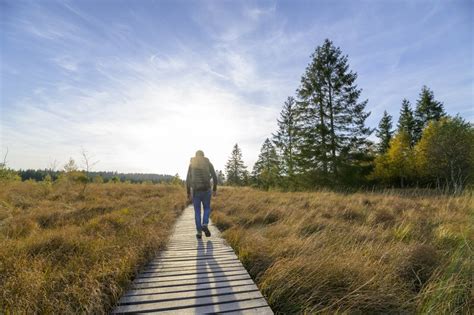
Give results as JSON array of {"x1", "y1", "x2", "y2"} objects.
[
  {"x1": 137, "y1": 266, "x2": 247, "y2": 279},
  {"x1": 142, "y1": 262, "x2": 244, "y2": 274},
  {"x1": 160, "y1": 251, "x2": 236, "y2": 259},
  {"x1": 113, "y1": 291, "x2": 266, "y2": 313},
  {"x1": 141, "y1": 264, "x2": 245, "y2": 275},
  {"x1": 163, "y1": 246, "x2": 231, "y2": 252},
  {"x1": 143, "y1": 264, "x2": 243, "y2": 274},
  {"x1": 141, "y1": 302, "x2": 273, "y2": 315},
  {"x1": 132, "y1": 274, "x2": 252, "y2": 289},
  {"x1": 134, "y1": 270, "x2": 250, "y2": 283},
  {"x1": 115, "y1": 299, "x2": 272, "y2": 314},
  {"x1": 144, "y1": 260, "x2": 242, "y2": 272},
  {"x1": 147, "y1": 255, "x2": 238, "y2": 264},
  {"x1": 120, "y1": 284, "x2": 260, "y2": 304},
  {"x1": 162, "y1": 248, "x2": 234, "y2": 254},
  {"x1": 124, "y1": 279, "x2": 257, "y2": 296}
]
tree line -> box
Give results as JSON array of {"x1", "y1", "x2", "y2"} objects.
[
  {"x1": 224, "y1": 39, "x2": 473, "y2": 192},
  {"x1": 0, "y1": 156, "x2": 176, "y2": 184},
  {"x1": 15, "y1": 168, "x2": 176, "y2": 184}
]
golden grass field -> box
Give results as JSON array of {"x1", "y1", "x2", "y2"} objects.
[
  {"x1": 0, "y1": 181, "x2": 187, "y2": 313},
  {"x1": 1, "y1": 181, "x2": 472, "y2": 314},
  {"x1": 211, "y1": 187, "x2": 473, "y2": 314}
]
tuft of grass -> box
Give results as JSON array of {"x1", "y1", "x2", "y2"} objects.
[
  {"x1": 397, "y1": 244, "x2": 439, "y2": 292},
  {"x1": 0, "y1": 181, "x2": 187, "y2": 313},
  {"x1": 211, "y1": 187, "x2": 473, "y2": 314}
]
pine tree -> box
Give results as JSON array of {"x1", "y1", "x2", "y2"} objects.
[
  {"x1": 376, "y1": 110, "x2": 393, "y2": 153},
  {"x1": 397, "y1": 99, "x2": 416, "y2": 145},
  {"x1": 252, "y1": 138, "x2": 280, "y2": 189},
  {"x1": 414, "y1": 86, "x2": 445, "y2": 142},
  {"x1": 296, "y1": 39, "x2": 372, "y2": 179},
  {"x1": 273, "y1": 96, "x2": 298, "y2": 179},
  {"x1": 225, "y1": 144, "x2": 247, "y2": 186}
]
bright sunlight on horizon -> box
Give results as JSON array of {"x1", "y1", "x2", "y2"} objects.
[{"x1": 1, "y1": 0, "x2": 473, "y2": 177}]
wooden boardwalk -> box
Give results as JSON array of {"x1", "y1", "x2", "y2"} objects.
[{"x1": 113, "y1": 205, "x2": 273, "y2": 314}]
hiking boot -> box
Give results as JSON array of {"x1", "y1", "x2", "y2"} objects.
[
  {"x1": 202, "y1": 225, "x2": 211, "y2": 237},
  {"x1": 196, "y1": 230, "x2": 202, "y2": 239}
]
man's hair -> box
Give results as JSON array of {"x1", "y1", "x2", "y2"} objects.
[{"x1": 195, "y1": 150, "x2": 204, "y2": 157}]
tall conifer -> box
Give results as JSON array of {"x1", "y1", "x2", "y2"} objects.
[{"x1": 296, "y1": 39, "x2": 372, "y2": 179}]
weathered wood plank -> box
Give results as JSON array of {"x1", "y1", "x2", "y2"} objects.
[
  {"x1": 142, "y1": 262, "x2": 244, "y2": 274},
  {"x1": 120, "y1": 284, "x2": 260, "y2": 304},
  {"x1": 136, "y1": 266, "x2": 247, "y2": 279},
  {"x1": 132, "y1": 272, "x2": 252, "y2": 289},
  {"x1": 139, "y1": 302, "x2": 274, "y2": 315},
  {"x1": 124, "y1": 279, "x2": 257, "y2": 296},
  {"x1": 113, "y1": 291, "x2": 266, "y2": 313},
  {"x1": 147, "y1": 255, "x2": 238, "y2": 264},
  {"x1": 134, "y1": 270, "x2": 250, "y2": 284}
]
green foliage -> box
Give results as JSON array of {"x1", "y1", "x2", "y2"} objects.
[
  {"x1": 397, "y1": 99, "x2": 416, "y2": 146},
  {"x1": 171, "y1": 173, "x2": 182, "y2": 186},
  {"x1": 273, "y1": 96, "x2": 298, "y2": 180},
  {"x1": 414, "y1": 86, "x2": 445, "y2": 142},
  {"x1": 225, "y1": 144, "x2": 247, "y2": 186},
  {"x1": 92, "y1": 175, "x2": 104, "y2": 183},
  {"x1": 252, "y1": 138, "x2": 280, "y2": 189},
  {"x1": 371, "y1": 131, "x2": 415, "y2": 187},
  {"x1": 110, "y1": 176, "x2": 121, "y2": 183},
  {"x1": 295, "y1": 39, "x2": 372, "y2": 185},
  {"x1": 0, "y1": 166, "x2": 21, "y2": 182},
  {"x1": 58, "y1": 158, "x2": 88, "y2": 185},
  {"x1": 414, "y1": 116, "x2": 474, "y2": 192},
  {"x1": 376, "y1": 110, "x2": 393, "y2": 153}
]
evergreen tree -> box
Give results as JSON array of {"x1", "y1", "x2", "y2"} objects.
[
  {"x1": 296, "y1": 39, "x2": 372, "y2": 180},
  {"x1": 397, "y1": 99, "x2": 416, "y2": 145},
  {"x1": 252, "y1": 138, "x2": 280, "y2": 189},
  {"x1": 376, "y1": 110, "x2": 393, "y2": 153},
  {"x1": 414, "y1": 86, "x2": 445, "y2": 142},
  {"x1": 225, "y1": 144, "x2": 247, "y2": 186},
  {"x1": 273, "y1": 96, "x2": 298, "y2": 179}
]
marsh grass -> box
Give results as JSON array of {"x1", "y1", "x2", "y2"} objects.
[
  {"x1": 0, "y1": 181, "x2": 187, "y2": 313},
  {"x1": 211, "y1": 187, "x2": 473, "y2": 314}
]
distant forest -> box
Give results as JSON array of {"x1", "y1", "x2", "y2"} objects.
[{"x1": 16, "y1": 169, "x2": 175, "y2": 184}]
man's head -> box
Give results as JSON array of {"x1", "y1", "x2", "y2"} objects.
[{"x1": 195, "y1": 150, "x2": 204, "y2": 157}]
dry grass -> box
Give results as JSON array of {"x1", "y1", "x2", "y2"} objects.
[
  {"x1": 0, "y1": 180, "x2": 187, "y2": 313},
  {"x1": 211, "y1": 187, "x2": 473, "y2": 314}
]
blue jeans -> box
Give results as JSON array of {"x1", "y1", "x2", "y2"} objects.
[{"x1": 193, "y1": 190, "x2": 211, "y2": 232}]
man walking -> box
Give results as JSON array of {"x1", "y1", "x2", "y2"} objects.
[{"x1": 186, "y1": 150, "x2": 218, "y2": 239}]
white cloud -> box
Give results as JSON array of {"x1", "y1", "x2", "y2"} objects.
[{"x1": 3, "y1": 47, "x2": 281, "y2": 176}]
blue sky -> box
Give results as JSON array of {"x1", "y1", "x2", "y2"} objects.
[{"x1": 1, "y1": 0, "x2": 472, "y2": 176}]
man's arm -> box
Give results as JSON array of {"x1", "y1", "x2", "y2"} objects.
[
  {"x1": 186, "y1": 164, "x2": 192, "y2": 196},
  {"x1": 209, "y1": 163, "x2": 218, "y2": 192}
]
